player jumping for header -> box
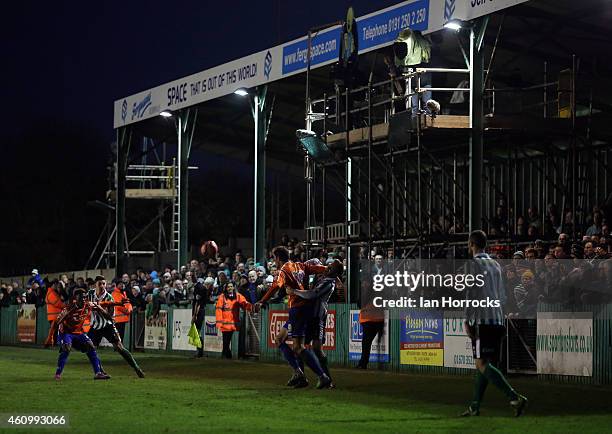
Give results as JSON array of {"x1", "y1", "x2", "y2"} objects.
[
  {"x1": 254, "y1": 247, "x2": 332, "y2": 389},
  {"x1": 44, "y1": 288, "x2": 110, "y2": 380},
  {"x1": 287, "y1": 258, "x2": 344, "y2": 388}
]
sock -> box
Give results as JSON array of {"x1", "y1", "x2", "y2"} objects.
[
  {"x1": 86, "y1": 350, "x2": 102, "y2": 374},
  {"x1": 482, "y1": 364, "x2": 518, "y2": 401},
  {"x1": 298, "y1": 358, "x2": 305, "y2": 372},
  {"x1": 118, "y1": 346, "x2": 140, "y2": 371},
  {"x1": 471, "y1": 371, "x2": 488, "y2": 410},
  {"x1": 314, "y1": 349, "x2": 331, "y2": 380},
  {"x1": 279, "y1": 342, "x2": 300, "y2": 371},
  {"x1": 299, "y1": 349, "x2": 325, "y2": 377},
  {"x1": 56, "y1": 351, "x2": 70, "y2": 375}
]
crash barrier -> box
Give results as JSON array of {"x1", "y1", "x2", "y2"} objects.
[{"x1": 2, "y1": 303, "x2": 610, "y2": 384}]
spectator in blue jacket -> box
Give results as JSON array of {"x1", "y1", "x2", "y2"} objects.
[{"x1": 28, "y1": 269, "x2": 44, "y2": 287}]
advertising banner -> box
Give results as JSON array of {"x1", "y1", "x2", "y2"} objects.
[
  {"x1": 144, "y1": 310, "x2": 168, "y2": 350},
  {"x1": 323, "y1": 310, "x2": 337, "y2": 350},
  {"x1": 536, "y1": 312, "x2": 593, "y2": 377},
  {"x1": 203, "y1": 315, "x2": 223, "y2": 353},
  {"x1": 358, "y1": 0, "x2": 429, "y2": 53},
  {"x1": 115, "y1": 0, "x2": 529, "y2": 128},
  {"x1": 171, "y1": 309, "x2": 193, "y2": 351},
  {"x1": 400, "y1": 310, "x2": 444, "y2": 366},
  {"x1": 443, "y1": 312, "x2": 473, "y2": 369},
  {"x1": 268, "y1": 310, "x2": 291, "y2": 348},
  {"x1": 17, "y1": 304, "x2": 36, "y2": 343},
  {"x1": 348, "y1": 309, "x2": 389, "y2": 362},
  {"x1": 267, "y1": 309, "x2": 336, "y2": 349}
]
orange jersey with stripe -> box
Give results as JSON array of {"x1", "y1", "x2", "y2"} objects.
[{"x1": 261, "y1": 261, "x2": 327, "y2": 308}]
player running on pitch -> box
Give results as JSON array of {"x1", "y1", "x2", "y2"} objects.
[
  {"x1": 287, "y1": 259, "x2": 343, "y2": 388},
  {"x1": 462, "y1": 230, "x2": 528, "y2": 417},
  {"x1": 87, "y1": 275, "x2": 145, "y2": 378},
  {"x1": 44, "y1": 288, "x2": 110, "y2": 380},
  {"x1": 254, "y1": 247, "x2": 331, "y2": 389}
]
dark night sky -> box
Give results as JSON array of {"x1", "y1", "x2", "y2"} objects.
[{"x1": 2, "y1": 1, "x2": 400, "y2": 275}]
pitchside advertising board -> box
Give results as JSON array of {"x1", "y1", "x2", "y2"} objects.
[
  {"x1": 267, "y1": 310, "x2": 336, "y2": 350},
  {"x1": 536, "y1": 312, "x2": 593, "y2": 377},
  {"x1": 17, "y1": 304, "x2": 36, "y2": 343},
  {"x1": 171, "y1": 309, "x2": 193, "y2": 351},
  {"x1": 145, "y1": 310, "x2": 168, "y2": 350},
  {"x1": 443, "y1": 312, "x2": 473, "y2": 369},
  {"x1": 114, "y1": 0, "x2": 529, "y2": 128},
  {"x1": 348, "y1": 310, "x2": 390, "y2": 363},
  {"x1": 203, "y1": 315, "x2": 223, "y2": 353},
  {"x1": 400, "y1": 310, "x2": 444, "y2": 366}
]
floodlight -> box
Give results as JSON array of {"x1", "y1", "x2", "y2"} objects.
[
  {"x1": 234, "y1": 88, "x2": 249, "y2": 96},
  {"x1": 444, "y1": 19, "x2": 463, "y2": 31}
]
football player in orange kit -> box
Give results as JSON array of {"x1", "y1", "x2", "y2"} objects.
[
  {"x1": 254, "y1": 247, "x2": 331, "y2": 389},
  {"x1": 45, "y1": 288, "x2": 110, "y2": 380}
]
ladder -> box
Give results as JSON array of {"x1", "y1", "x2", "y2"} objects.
[{"x1": 170, "y1": 160, "x2": 180, "y2": 252}]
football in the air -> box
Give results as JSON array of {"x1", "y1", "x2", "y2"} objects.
[{"x1": 200, "y1": 240, "x2": 218, "y2": 258}]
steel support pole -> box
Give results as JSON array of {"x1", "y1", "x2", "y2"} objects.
[
  {"x1": 469, "y1": 21, "x2": 485, "y2": 232},
  {"x1": 253, "y1": 86, "x2": 268, "y2": 264},
  {"x1": 115, "y1": 127, "x2": 131, "y2": 276},
  {"x1": 177, "y1": 109, "x2": 197, "y2": 268}
]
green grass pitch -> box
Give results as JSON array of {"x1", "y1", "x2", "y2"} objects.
[{"x1": 1, "y1": 346, "x2": 611, "y2": 433}]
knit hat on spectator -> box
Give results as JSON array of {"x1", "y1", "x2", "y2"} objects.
[
  {"x1": 256, "y1": 265, "x2": 266, "y2": 274},
  {"x1": 152, "y1": 278, "x2": 161, "y2": 285},
  {"x1": 265, "y1": 275, "x2": 274, "y2": 284},
  {"x1": 132, "y1": 286, "x2": 141, "y2": 293},
  {"x1": 31, "y1": 269, "x2": 38, "y2": 275},
  {"x1": 204, "y1": 277, "x2": 214, "y2": 285},
  {"x1": 513, "y1": 251, "x2": 525, "y2": 259}
]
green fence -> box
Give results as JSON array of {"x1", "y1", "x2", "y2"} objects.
[
  {"x1": 0, "y1": 306, "x2": 18, "y2": 345},
  {"x1": 258, "y1": 303, "x2": 612, "y2": 385},
  {"x1": 2, "y1": 303, "x2": 611, "y2": 385}
]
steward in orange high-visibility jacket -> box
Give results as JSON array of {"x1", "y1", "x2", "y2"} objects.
[
  {"x1": 215, "y1": 282, "x2": 251, "y2": 358},
  {"x1": 45, "y1": 281, "x2": 65, "y2": 323},
  {"x1": 112, "y1": 283, "x2": 133, "y2": 341}
]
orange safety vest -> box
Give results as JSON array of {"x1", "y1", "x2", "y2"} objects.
[
  {"x1": 359, "y1": 303, "x2": 385, "y2": 324},
  {"x1": 215, "y1": 293, "x2": 251, "y2": 332},
  {"x1": 45, "y1": 288, "x2": 65, "y2": 322},
  {"x1": 112, "y1": 288, "x2": 132, "y2": 323}
]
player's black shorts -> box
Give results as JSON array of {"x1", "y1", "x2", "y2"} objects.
[
  {"x1": 471, "y1": 324, "x2": 505, "y2": 363},
  {"x1": 305, "y1": 314, "x2": 326, "y2": 345},
  {"x1": 287, "y1": 305, "x2": 314, "y2": 338},
  {"x1": 88, "y1": 324, "x2": 121, "y2": 347}
]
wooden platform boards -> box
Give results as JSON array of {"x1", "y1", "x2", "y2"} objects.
[
  {"x1": 107, "y1": 189, "x2": 175, "y2": 201},
  {"x1": 325, "y1": 114, "x2": 572, "y2": 148}
]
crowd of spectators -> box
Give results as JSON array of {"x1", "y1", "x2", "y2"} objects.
[
  {"x1": 0, "y1": 235, "x2": 345, "y2": 317},
  {"x1": 2, "y1": 205, "x2": 610, "y2": 318}
]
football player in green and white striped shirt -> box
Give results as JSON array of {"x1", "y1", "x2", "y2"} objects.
[
  {"x1": 87, "y1": 276, "x2": 144, "y2": 378},
  {"x1": 461, "y1": 231, "x2": 527, "y2": 417}
]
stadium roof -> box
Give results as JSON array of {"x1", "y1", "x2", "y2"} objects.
[{"x1": 114, "y1": 0, "x2": 612, "y2": 170}]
